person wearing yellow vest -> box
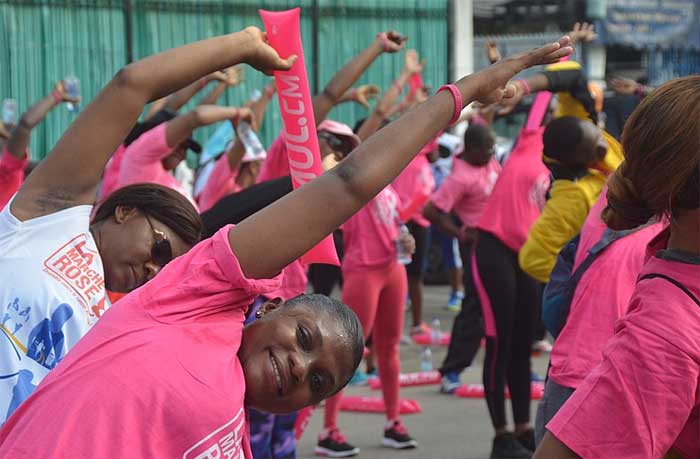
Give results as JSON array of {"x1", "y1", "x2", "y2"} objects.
[{"x1": 500, "y1": 60, "x2": 623, "y2": 283}]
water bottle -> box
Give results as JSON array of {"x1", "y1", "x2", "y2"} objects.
[
  {"x1": 419, "y1": 347, "x2": 433, "y2": 372},
  {"x1": 63, "y1": 75, "x2": 80, "y2": 113},
  {"x1": 396, "y1": 224, "x2": 412, "y2": 265},
  {"x1": 236, "y1": 121, "x2": 266, "y2": 160},
  {"x1": 2, "y1": 98, "x2": 17, "y2": 126},
  {"x1": 431, "y1": 317, "x2": 441, "y2": 344},
  {"x1": 249, "y1": 88, "x2": 262, "y2": 102}
]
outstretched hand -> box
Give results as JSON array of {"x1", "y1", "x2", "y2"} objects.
[
  {"x1": 404, "y1": 49, "x2": 425, "y2": 75},
  {"x1": 609, "y1": 77, "x2": 639, "y2": 95},
  {"x1": 354, "y1": 84, "x2": 380, "y2": 108},
  {"x1": 464, "y1": 36, "x2": 572, "y2": 110},
  {"x1": 212, "y1": 66, "x2": 244, "y2": 86},
  {"x1": 242, "y1": 26, "x2": 298, "y2": 75},
  {"x1": 569, "y1": 22, "x2": 598, "y2": 47}
]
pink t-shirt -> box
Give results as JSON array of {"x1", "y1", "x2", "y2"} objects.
[
  {"x1": 476, "y1": 127, "x2": 550, "y2": 252},
  {"x1": 0, "y1": 226, "x2": 282, "y2": 458},
  {"x1": 99, "y1": 144, "x2": 127, "y2": 200},
  {"x1": 548, "y1": 194, "x2": 664, "y2": 388},
  {"x1": 256, "y1": 134, "x2": 288, "y2": 184},
  {"x1": 342, "y1": 186, "x2": 401, "y2": 273},
  {"x1": 117, "y1": 124, "x2": 195, "y2": 207},
  {"x1": 0, "y1": 146, "x2": 28, "y2": 210},
  {"x1": 547, "y1": 229, "x2": 700, "y2": 459},
  {"x1": 430, "y1": 158, "x2": 501, "y2": 227},
  {"x1": 391, "y1": 154, "x2": 435, "y2": 227},
  {"x1": 198, "y1": 153, "x2": 241, "y2": 213}
]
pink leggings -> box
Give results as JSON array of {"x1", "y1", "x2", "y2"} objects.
[{"x1": 324, "y1": 261, "x2": 407, "y2": 428}]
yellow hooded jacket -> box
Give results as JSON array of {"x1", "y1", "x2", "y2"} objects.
[{"x1": 518, "y1": 61, "x2": 624, "y2": 283}]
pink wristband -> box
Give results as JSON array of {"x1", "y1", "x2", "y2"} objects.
[
  {"x1": 51, "y1": 90, "x2": 63, "y2": 104},
  {"x1": 438, "y1": 84, "x2": 463, "y2": 126},
  {"x1": 516, "y1": 79, "x2": 531, "y2": 95}
]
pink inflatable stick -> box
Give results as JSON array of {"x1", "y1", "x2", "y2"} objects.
[{"x1": 260, "y1": 8, "x2": 339, "y2": 265}]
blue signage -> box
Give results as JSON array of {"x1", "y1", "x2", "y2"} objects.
[{"x1": 599, "y1": 0, "x2": 700, "y2": 49}]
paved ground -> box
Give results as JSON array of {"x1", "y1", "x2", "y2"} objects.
[{"x1": 296, "y1": 284, "x2": 550, "y2": 459}]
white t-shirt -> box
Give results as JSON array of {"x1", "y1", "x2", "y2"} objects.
[{"x1": 0, "y1": 200, "x2": 109, "y2": 423}]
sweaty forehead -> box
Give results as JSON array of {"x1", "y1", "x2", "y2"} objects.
[{"x1": 288, "y1": 305, "x2": 357, "y2": 383}]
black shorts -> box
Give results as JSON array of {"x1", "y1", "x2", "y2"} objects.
[{"x1": 405, "y1": 220, "x2": 430, "y2": 276}]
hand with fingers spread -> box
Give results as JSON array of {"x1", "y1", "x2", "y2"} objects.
[
  {"x1": 569, "y1": 22, "x2": 598, "y2": 47},
  {"x1": 354, "y1": 84, "x2": 380, "y2": 108},
  {"x1": 467, "y1": 36, "x2": 572, "y2": 106},
  {"x1": 486, "y1": 39, "x2": 501, "y2": 64},
  {"x1": 404, "y1": 49, "x2": 425, "y2": 75},
  {"x1": 376, "y1": 30, "x2": 407, "y2": 53},
  {"x1": 242, "y1": 26, "x2": 298, "y2": 75}
]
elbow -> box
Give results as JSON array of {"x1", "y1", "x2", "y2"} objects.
[
  {"x1": 111, "y1": 65, "x2": 149, "y2": 102},
  {"x1": 331, "y1": 155, "x2": 371, "y2": 203},
  {"x1": 112, "y1": 65, "x2": 139, "y2": 91}
]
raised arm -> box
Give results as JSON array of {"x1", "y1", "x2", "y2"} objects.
[
  {"x1": 11, "y1": 27, "x2": 295, "y2": 221},
  {"x1": 312, "y1": 30, "x2": 406, "y2": 124},
  {"x1": 246, "y1": 83, "x2": 276, "y2": 132},
  {"x1": 6, "y1": 81, "x2": 78, "y2": 159},
  {"x1": 229, "y1": 37, "x2": 572, "y2": 279},
  {"x1": 165, "y1": 105, "x2": 249, "y2": 149},
  {"x1": 357, "y1": 49, "x2": 423, "y2": 140}
]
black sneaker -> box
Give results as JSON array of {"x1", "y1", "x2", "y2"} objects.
[
  {"x1": 516, "y1": 429, "x2": 536, "y2": 452},
  {"x1": 382, "y1": 420, "x2": 417, "y2": 449},
  {"x1": 315, "y1": 429, "x2": 360, "y2": 457},
  {"x1": 490, "y1": 432, "x2": 532, "y2": 459}
]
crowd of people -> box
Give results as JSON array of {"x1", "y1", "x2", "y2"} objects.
[{"x1": 0, "y1": 19, "x2": 697, "y2": 459}]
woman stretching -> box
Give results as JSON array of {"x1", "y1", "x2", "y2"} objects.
[
  {"x1": 0, "y1": 27, "x2": 571, "y2": 458},
  {"x1": 535, "y1": 76, "x2": 700, "y2": 459}
]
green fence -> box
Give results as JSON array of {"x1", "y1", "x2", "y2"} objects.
[{"x1": 1, "y1": 0, "x2": 448, "y2": 161}]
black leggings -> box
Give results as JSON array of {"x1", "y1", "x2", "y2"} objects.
[
  {"x1": 439, "y1": 241, "x2": 484, "y2": 375},
  {"x1": 472, "y1": 231, "x2": 539, "y2": 429}
]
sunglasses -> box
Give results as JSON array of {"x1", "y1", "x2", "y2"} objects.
[
  {"x1": 145, "y1": 215, "x2": 173, "y2": 268},
  {"x1": 318, "y1": 131, "x2": 353, "y2": 157}
]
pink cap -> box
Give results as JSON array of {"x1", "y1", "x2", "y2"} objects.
[{"x1": 317, "y1": 119, "x2": 361, "y2": 150}]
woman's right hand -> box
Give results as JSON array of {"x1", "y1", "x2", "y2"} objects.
[
  {"x1": 465, "y1": 35, "x2": 572, "y2": 106},
  {"x1": 240, "y1": 26, "x2": 298, "y2": 75}
]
